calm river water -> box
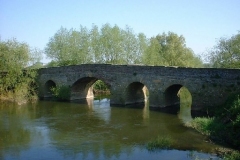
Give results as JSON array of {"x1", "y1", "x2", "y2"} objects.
[{"x1": 0, "y1": 98, "x2": 223, "y2": 160}]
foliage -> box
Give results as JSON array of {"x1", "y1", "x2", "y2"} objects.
[
  {"x1": 93, "y1": 80, "x2": 109, "y2": 91},
  {"x1": 0, "y1": 38, "x2": 41, "y2": 103},
  {"x1": 223, "y1": 151, "x2": 240, "y2": 160},
  {"x1": 45, "y1": 24, "x2": 147, "y2": 66},
  {"x1": 142, "y1": 32, "x2": 203, "y2": 67},
  {"x1": 45, "y1": 25, "x2": 203, "y2": 67},
  {"x1": 207, "y1": 31, "x2": 240, "y2": 68},
  {"x1": 50, "y1": 85, "x2": 70, "y2": 101},
  {"x1": 190, "y1": 94, "x2": 240, "y2": 150},
  {"x1": 146, "y1": 136, "x2": 173, "y2": 151},
  {"x1": 190, "y1": 117, "x2": 224, "y2": 141}
]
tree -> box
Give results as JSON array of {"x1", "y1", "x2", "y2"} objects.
[
  {"x1": 99, "y1": 24, "x2": 124, "y2": 64},
  {"x1": 207, "y1": 32, "x2": 240, "y2": 68},
  {"x1": 45, "y1": 26, "x2": 91, "y2": 66},
  {"x1": 0, "y1": 38, "x2": 30, "y2": 71},
  {"x1": 142, "y1": 32, "x2": 203, "y2": 67},
  {"x1": 45, "y1": 24, "x2": 148, "y2": 66},
  {"x1": 143, "y1": 37, "x2": 163, "y2": 65},
  {"x1": 0, "y1": 38, "x2": 41, "y2": 102}
]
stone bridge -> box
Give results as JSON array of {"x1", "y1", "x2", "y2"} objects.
[{"x1": 37, "y1": 64, "x2": 240, "y2": 110}]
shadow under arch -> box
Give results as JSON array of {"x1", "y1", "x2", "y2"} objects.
[
  {"x1": 125, "y1": 82, "x2": 149, "y2": 106},
  {"x1": 165, "y1": 84, "x2": 183, "y2": 107},
  {"x1": 44, "y1": 80, "x2": 56, "y2": 98},
  {"x1": 70, "y1": 77, "x2": 111, "y2": 101}
]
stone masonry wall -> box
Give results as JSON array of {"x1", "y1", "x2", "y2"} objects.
[{"x1": 38, "y1": 64, "x2": 240, "y2": 110}]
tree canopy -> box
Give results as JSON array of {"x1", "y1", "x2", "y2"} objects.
[
  {"x1": 142, "y1": 32, "x2": 203, "y2": 67},
  {"x1": 45, "y1": 24, "x2": 202, "y2": 67},
  {"x1": 45, "y1": 24, "x2": 147, "y2": 66},
  {"x1": 0, "y1": 38, "x2": 42, "y2": 102},
  {"x1": 207, "y1": 31, "x2": 240, "y2": 68}
]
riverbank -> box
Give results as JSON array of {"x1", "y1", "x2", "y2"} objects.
[
  {"x1": 188, "y1": 94, "x2": 240, "y2": 159},
  {"x1": 0, "y1": 92, "x2": 36, "y2": 105},
  {"x1": 93, "y1": 89, "x2": 111, "y2": 95}
]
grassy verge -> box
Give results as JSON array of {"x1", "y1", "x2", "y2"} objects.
[{"x1": 188, "y1": 94, "x2": 240, "y2": 159}]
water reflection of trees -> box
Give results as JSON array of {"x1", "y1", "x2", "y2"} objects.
[
  {"x1": 33, "y1": 99, "x2": 220, "y2": 159},
  {"x1": 35, "y1": 100, "x2": 158, "y2": 159},
  {"x1": 177, "y1": 87, "x2": 193, "y2": 124},
  {"x1": 0, "y1": 101, "x2": 31, "y2": 159},
  {"x1": 0, "y1": 99, "x2": 221, "y2": 159}
]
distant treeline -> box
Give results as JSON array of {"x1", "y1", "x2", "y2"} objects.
[{"x1": 45, "y1": 24, "x2": 202, "y2": 68}]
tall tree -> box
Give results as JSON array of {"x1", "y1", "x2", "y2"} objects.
[
  {"x1": 142, "y1": 32, "x2": 203, "y2": 67},
  {"x1": 0, "y1": 38, "x2": 41, "y2": 102},
  {"x1": 45, "y1": 26, "x2": 90, "y2": 66},
  {"x1": 143, "y1": 37, "x2": 163, "y2": 65},
  {"x1": 207, "y1": 32, "x2": 240, "y2": 68},
  {"x1": 45, "y1": 24, "x2": 148, "y2": 66},
  {"x1": 99, "y1": 24, "x2": 124, "y2": 64}
]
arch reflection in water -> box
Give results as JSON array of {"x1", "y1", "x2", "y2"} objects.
[
  {"x1": 177, "y1": 86, "x2": 193, "y2": 124},
  {"x1": 0, "y1": 100, "x2": 222, "y2": 160},
  {"x1": 86, "y1": 97, "x2": 111, "y2": 123},
  {"x1": 142, "y1": 99, "x2": 150, "y2": 126}
]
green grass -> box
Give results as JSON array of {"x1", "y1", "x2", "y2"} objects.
[
  {"x1": 223, "y1": 151, "x2": 240, "y2": 160},
  {"x1": 188, "y1": 94, "x2": 240, "y2": 160},
  {"x1": 146, "y1": 136, "x2": 173, "y2": 151},
  {"x1": 190, "y1": 117, "x2": 213, "y2": 136}
]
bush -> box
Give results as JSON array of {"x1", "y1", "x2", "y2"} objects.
[
  {"x1": 224, "y1": 151, "x2": 240, "y2": 160},
  {"x1": 190, "y1": 117, "x2": 213, "y2": 136},
  {"x1": 216, "y1": 94, "x2": 240, "y2": 148},
  {"x1": 93, "y1": 80, "x2": 109, "y2": 91},
  {"x1": 0, "y1": 38, "x2": 41, "y2": 104},
  {"x1": 190, "y1": 94, "x2": 240, "y2": 149},
  {"x1": 50, "y1": 85, "x2": 70, "y2": 101}
]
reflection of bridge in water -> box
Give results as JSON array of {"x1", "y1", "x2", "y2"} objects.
[{"x1": 38, "y1": 64, "x2": 240, "y2": 110}]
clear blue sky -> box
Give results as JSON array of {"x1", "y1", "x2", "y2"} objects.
[{"x1": 1, "y1": 0, "x2": 240, "y2": 63}]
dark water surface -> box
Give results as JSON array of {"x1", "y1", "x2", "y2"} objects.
[{"x1": 0, "y1": 99, "x2": 222, "y2": 160}]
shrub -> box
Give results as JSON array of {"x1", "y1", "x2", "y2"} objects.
[
  {"x1": 190, "y1": 94, "x2": 240, "y2": 149},
  {"x1": 51, "y1": 85, "x2": 70, "y2": 101},
  {"x1": 0, "y1": 38, "x2": 41, "y2": 104},
  {"x1": 223, "y1": 151, "x2": 240, "y2": 160},
  {"x1": 93, "y1": 80, "x2": 109, "y2": 91},
  {"x1": 190, "y1": 117, "x2": 213, "y2": 136}
]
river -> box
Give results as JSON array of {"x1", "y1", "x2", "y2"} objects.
[{"x1": 0, "y1": 98, "x2": 222, "y2": 160}]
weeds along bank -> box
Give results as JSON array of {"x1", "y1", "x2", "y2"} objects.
[{"x1": 189, "y1": 93, "x2": 240, "y2": 159}]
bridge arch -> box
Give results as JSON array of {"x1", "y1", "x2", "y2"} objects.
[
  {"x1": 70, "y1": 77, "x2": 110, "y2": 101},
  {"x1": 44, "y1": 80, "x2": 56, "y2": 98},
  {"x1": 125, "y1": 82, "x2": 149, "y2": 105},
  {"x1": 164, "y1": 84, "x2": 183, "y2": 107},
  {"x1": 164, "y1": 84, "x2": 192, "y2": 107}
]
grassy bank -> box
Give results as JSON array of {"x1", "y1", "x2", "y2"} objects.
[{"x1": 189, "y1": 94, "x2": 240, "y2": 159}]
